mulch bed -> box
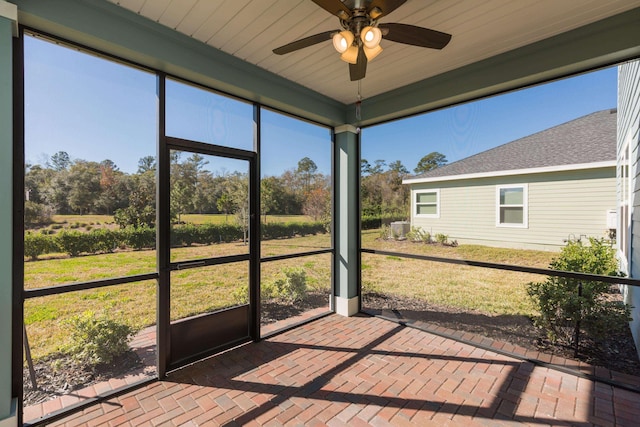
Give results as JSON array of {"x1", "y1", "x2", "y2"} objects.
[
  {"x1": 363, "y1": 291, "x2": 640, "y2": 379},
  {"x1": 260, "y1": 292, "x2": 329, "y2": 324},
  {"x1": 23, "y1": 351, "x2": 142, "y2": 406}
]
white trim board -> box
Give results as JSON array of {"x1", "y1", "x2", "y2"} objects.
[{"x1": 403, "y1": 161, "x2": 616, "y2": 185}]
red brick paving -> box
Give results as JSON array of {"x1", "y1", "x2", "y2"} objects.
[
  {"x1": 24, "y1": 307, "x2": 331, "y2": 424},
  {"x1": 42, "y1": 314, "x2": 640, "y2": 426}
]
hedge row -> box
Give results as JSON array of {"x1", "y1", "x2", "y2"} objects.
[
  {"x1": 25, "y1": 221, "x2": 328, "y2": 260},
  {"x1": 361, "y1": 214, "x2": 407, "y2": 230},
  {"x1": 24, "y1": 228, "x2": 155, "y2": 259},
  {"x1": 261, "y1": 222, "x2": 327, "y2": 240}
]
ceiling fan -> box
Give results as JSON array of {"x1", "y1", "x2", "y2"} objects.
[{"x1": 272, "y1": 0, "x2": 452, "y2": 81}]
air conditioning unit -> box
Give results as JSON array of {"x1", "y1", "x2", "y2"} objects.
[{"x1": 606, "y1": 209, "x2": 617, "y2": 229}]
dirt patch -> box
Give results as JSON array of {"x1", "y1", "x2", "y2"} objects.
[{"x1": 363, "y1": 291, "x2": 640, "y2": 379}]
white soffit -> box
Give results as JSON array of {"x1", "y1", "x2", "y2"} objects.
[{"x1": 108, "y1": 0, "x2": 640, "y2": 104}]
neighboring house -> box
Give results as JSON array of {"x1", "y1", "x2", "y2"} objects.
[
  {"x1": 617, "y1": 60, "x2": 640, "y2": 357},
  {"x1": 403, "y1": 109, "x2": 618, "y2": 251}
]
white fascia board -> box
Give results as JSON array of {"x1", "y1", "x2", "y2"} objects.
[
  {"x1": 0, "y1": 1, "x2": 17, "y2": 37},
  {"x1": 402, "y1": 160, "x2": 616, "y2": 185}
]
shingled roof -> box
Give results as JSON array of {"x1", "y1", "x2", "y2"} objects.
[{"x1": 407, "y1": 109, "x2": 617, "y2": 182}]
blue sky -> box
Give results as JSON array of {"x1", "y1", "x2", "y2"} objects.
[
  {"x1": 25, "y1": 35, "x2": 332, "y2": 177},
  {"x1": 362, "y1": 67, "x2": 617, "y2": 173},
  {"x1": 25, "y1": 35, "x2": 617, "y2": 177}
]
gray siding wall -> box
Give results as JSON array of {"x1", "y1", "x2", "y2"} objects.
[
  {"x1": 618, "y1": 60, "x2": 640, "y2": 356},
  {"x1": 410, "y1": 168, "x2": 616, "y2": 251}
]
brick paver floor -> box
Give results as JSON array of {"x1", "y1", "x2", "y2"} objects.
[
  {"x1": 24, "y1": 307, "x2": 330, "y2": 424},
  {"x1": 48, "y1": 314, "x2": 640, "y2": 426}
]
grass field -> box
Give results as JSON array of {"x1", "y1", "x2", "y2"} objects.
[
  {"x1": 24, "y1": 234, "x2": 332, "y2": 360},
  {"x1": 23, "y1": 228, "x2": 556, "y2": 361},
  {"x1": 47, "y1": 214, "x2": 315, "y2": 229},
  {"x1": 51, "y1": 214, "x2": 115, "y2": 225},
  {"x1": 360, "y1": 229, "x2": 555, "y2": 317}
]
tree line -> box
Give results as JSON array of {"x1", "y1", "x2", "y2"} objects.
[
  {"x1": 360, "y1": 151, "x2": 447, "y2": 218},
  {"x1": 25, "y1": 149, "x2": 446, "y2": 227},
  {"x1": 25, "y1": 151, "x2": 330, "y2": 227}
]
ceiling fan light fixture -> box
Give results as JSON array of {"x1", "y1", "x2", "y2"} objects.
[
  {"x1": 364, "y1": 44, "x2": 382, "y2": 61},
  {"x1": 332, "y1": 30, "x2": 354, "y2": 53},
  {"x1": 361, "y1": 26, "x2": 382, "y2": 49},
  {"x1": 272, "y1": 1, "x2": 453, "y2": 81},
  {"x1": 340, "y1": 45, "x2": 359, "y2": 64}
]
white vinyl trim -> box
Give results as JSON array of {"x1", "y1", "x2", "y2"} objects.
[{"x1": 403, "y1": 161, "x2": 616, "y2": 185}]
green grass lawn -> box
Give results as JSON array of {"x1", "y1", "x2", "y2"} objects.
[
  {"x1": 23, "y1": 228, "x2": 555, "y2": 361},
  {"x1": 24, "y1": 234, "x2": 332, "y2": 360},
  {"x1": 360, "y1": 229, "x2": 555, "y2": 318},
  {"x1": 47, "y1": 214, "x2": 315, "y2": 229}
]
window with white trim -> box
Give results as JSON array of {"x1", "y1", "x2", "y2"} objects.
[
  {"x1": 415, "y1": 190, "x2": 439, "y2": 218},
  {"x1": 496, "y1": 184, "x2": 527, "y2": 227}
]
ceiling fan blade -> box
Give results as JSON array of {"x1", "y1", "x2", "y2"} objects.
[
  {"x1": 273, "y1": 30, "x2": 335, "y2": 55},
  {"x1": 367, "y1": 0, "x2": 407, "y2": 19},
  {"x1": 311, "y1": 0, "x2": 352, "y2": 19},
  {"x1": 349, "y1": 45, "x2": 367, "y2": 81},
  {"x1": 379, "y1": 23, "x2": 452, "y2": 49}
]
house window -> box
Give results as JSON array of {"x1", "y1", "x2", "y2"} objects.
[
  {"x1": 496, "y1": 185, "x2": 527, "y2": 227},
  {"x1": 415, "y1": 190, "x2": 439, "y2": 218}
]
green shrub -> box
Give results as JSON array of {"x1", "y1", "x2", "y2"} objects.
[
  {"x1": 263, "y1": 267, "x2": 308, "y2": 302},
  {"x1": 261, "y1": 221, "x2": 325, "y2": 240},
  {"x1": 435, "y1": 233, "x2": 448, "y2": 245},
  {"x1": 526, "y1": 238, "x2": 630, "y2": 346},
  {"x1": 406, "y1": 226, "x2": 431, "y2": 243},
  {"x1": 65, "y1": 310, "x2": 137, "y2": 365},
  {"x1": 171, "y1": 223, "x2": 200, "y2": 247},
  {"x1": 171, "y1": 223, "x2": 244, "y2": 247},
  {"x1": 24, "y1": 232, "x2": 58, "y2": 260},
  {"x1": 378, "y1": 224, "x2": 390, "y2": 240},
  {"x1": 56, "y1": 230, "x2": 92, "y2": 256},
  {"x1": 233, "y1": 269, "x2": 309, "y2": 305},
  {"x1": 122, "y1": 226, "x2": 155, "y2": 250},
  {"x1": 215, "y1": 223, "x2": 244, "y2": 242},
  {"x1": 89, "y1": 228, "x2": 122, "y2": 253}
]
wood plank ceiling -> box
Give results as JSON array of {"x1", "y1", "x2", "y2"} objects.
[{"x1": 107, "y1": 0, "x2": 640, "y2": 105}]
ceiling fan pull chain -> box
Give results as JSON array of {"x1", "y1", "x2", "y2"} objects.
[{"x1": 356, "y1": 80, "x2": 363, "y2": 120}]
